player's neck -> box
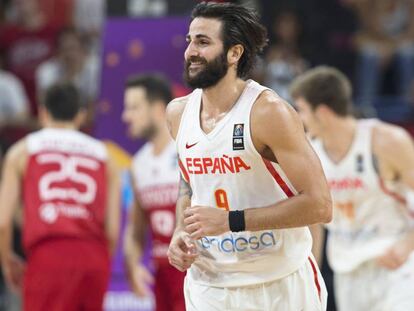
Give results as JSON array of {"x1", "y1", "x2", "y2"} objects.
[
  {"x1": 201, "y1": 74, "x2": 247, "y2": 114},
  {"x1": 44, "y1": 121, "x2": 77, "y2": 130},
  {"x1": 321, "y1": 116, "x2": 357, "y2": 161},
  {"x1": 150, "y1": 124, "x2": 172, "y2": 156}
]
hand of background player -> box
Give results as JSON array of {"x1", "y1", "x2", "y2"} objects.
[
  {"x1": 376, "y1": 237, "x2": 413, "y2": 270},
  {"x1": 167, "y1": 229, "x2": 198, "y2": 272},
  {"x1": 126, "y1": 263, "x2": 154, "y2": 297},
  {"x1": 184, "y1": 206, "x2": 230, "y2": 239},
  {"x1": 1, "y1": 252, "x2": 25, "y2": 293}
]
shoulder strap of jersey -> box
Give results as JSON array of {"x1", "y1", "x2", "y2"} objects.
[{"x1": 176, "y1": 89, "x2": 202, "y2": 147}]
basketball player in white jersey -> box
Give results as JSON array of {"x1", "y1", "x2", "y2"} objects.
[
  {"x1": 0, "y1": 83, "x2": 120, "y2": 310},
  {"x1": 291, "y1": 66, "x2": 414, "y2": 311},
  {"x1": 166, "y1": 2, "x2": 332, "y2": 310},
  {"x1": 122, "y1": 74, "x2": 186, "y2": 311}
]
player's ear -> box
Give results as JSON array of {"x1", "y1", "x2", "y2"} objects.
[
  {"x1": 227, "y1": 44, "x2": 244, "y2": 65},
  {"x1": 317, "y1": 104, "x2": 334, "y2": 117}
]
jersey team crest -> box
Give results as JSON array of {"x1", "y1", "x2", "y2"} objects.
[{"x1": 233, "y1": 123, "x2": 245, "y2": 150}]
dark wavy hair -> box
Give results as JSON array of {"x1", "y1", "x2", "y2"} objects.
[
  {"x1": 290, "y1": 66, "x2": 352, "y2": 116},
  {"x1": 126, "y1": 73, "x2": 172, "y2": 106},
  {"x1": 191, "y1": 2, "x2": 268, "y2": 78},
  {"x1": 44, "y1": 83, "x2": 81, "y2": 121}
]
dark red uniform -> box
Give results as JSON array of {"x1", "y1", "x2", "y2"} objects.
[
  {"x1": 22, "y1": 128, "x2": 110, "y2": 311},
  {"x1": 0, "y1": 23, "x2": 61, "y2": 114}
]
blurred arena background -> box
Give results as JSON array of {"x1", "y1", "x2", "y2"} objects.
[{"x1": 0, "y1": 0, "x2": 413, "y2": 310}]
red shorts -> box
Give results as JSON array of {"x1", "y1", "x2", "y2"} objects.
[
  {"x1": 23, "y1": 238, "x2": 110, "y2": 311},
  {"x1": 154, "y1": 261, "x2": 186, "y2": 311}
]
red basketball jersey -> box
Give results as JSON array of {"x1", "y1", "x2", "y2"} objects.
[{"x1": 23, "y1": 128, "x2": 108, "y2": 252}]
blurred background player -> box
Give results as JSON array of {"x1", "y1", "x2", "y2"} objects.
[
  {"x1": 291, "y1": 66, "x2": 414, "y2": 311},
  {"x1": 122, "y1": 73, "x2": 185, "y2": 311},
  {"x1": 0, "y1": 83, "x2": 120, "y2": 311}
]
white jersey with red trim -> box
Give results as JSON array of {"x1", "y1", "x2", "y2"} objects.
[
  {"x1": 131, "y1": 141, "x2": 179, "y2": 262},
  {"x1": 176, "y1": 80, "x2": 312, "y2": 287},
  {"x1": 311, "y1": 119, "x2": 412, "y2": 273}
]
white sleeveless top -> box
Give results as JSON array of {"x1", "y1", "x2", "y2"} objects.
[
  {"x1": 176, "y1": 80, "x2": 312, "y2": 287},
  {"x1": 131, "y1": 141, "x2": 179, "y2": 260},
  {"x1": 27, "y1": 128, "x2": 107, "y2": 161},
  {"x1": 311, "y1": 119, "x2": 412, "y2": 273}
]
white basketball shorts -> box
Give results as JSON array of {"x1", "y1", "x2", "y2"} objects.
[{"x1": 184, "y1": 256, "x2": 327, "y2": 311}]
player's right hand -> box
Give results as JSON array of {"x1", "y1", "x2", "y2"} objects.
[
  {"x1": 127, "y1": 263, "x2": 154, "y2": 297},
  {"x1": 376, "y1": 237, "x2": 413, "y2": 270},
  {"x1": 167, "y1": 230, "x2": 198, "y2": 272},
  {"x1": 2, "y1": 252, "x2": 25, "y2": 294}
]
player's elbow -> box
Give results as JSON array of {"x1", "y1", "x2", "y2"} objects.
[{"x1": 313, "y1": 193, "x2": 332, "y2": 224}]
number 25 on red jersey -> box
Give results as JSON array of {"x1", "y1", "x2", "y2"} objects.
[{"x1": 37, "y1": 153, "x2": 100, "y2": 205}]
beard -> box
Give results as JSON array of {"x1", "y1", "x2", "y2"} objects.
[
  {"x1": 184, "y1": 51, "x2": 228, "y2": 89},
  {"x1": 129, "y1": 121, "x2": 157, "y2": 140}
]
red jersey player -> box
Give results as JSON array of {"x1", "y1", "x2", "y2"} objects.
[
  {"x1": 0, "y1": 83, "x2": 120, "y2": 311},
  {"x1": 122, "y1": 74, "x2": 185, "y2": 311}
]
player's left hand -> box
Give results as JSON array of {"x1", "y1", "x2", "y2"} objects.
[
  {"x1": 2, "y1": 252, "x2": 26, "y2": 293},
  {"x1": 376, "y1": 237, "x2": 414, "y2": 270},
  {"x1": 184, "y1": 206, "x2": 230, "y2": 239},
  {"x1": 126, "y1": 263, "x2": 154, "y2": 297}
]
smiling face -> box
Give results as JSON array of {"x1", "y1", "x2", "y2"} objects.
[{"x1": 183, "y1": 17, "x2": 229, "y2": 89}]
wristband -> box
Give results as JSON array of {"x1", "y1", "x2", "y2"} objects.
[{"x1": 229, "y1": 210, "x2": 245, "y2": 232}]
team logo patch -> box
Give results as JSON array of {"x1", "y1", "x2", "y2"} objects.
[
  {"x1": 233, "y1": 124, "x2": 244, "y2": 136},
  {"x1": 40, "y1": 203, "x2": 58, "y2": 224},
  {"x1": 233, "y1": 123, "x2": 245, "y2": 150}
]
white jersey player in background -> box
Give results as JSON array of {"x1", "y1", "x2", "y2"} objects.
[
  {"x1": 166, "y1": 2, "x2": 332, "y2": 310},
  {"x1": 291, "y1": 66, "x2": 414, "y2": 311},
  {"x1": 122, "y1": 74, "x2": 186, "y2": 311}
]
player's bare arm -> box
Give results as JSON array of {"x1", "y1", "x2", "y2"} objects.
[
  {"x1": 168, "y1": 162, "x2": 198, "y2": 272},
  {"x1": 167, "y1": 174, "x2": 197, "y2": 272},
  {"x1": 166, "y1": 96, "x2": 198, "y2": 272},
  {"x1": 105, "y1": 155, "x2": 121, "y2": 254},
  {"x1": 247, "y1": 91, "x2": 332, "y2": 229},
  {"x1": 184, "y1": 91, "x2": 332, "y2": 239},
  {"x1": 373, "y1": 122, "x2": 414, "y2": 269},
  {"x1": 124, "y1": 174, "x2": 148, "y2": 265},
  {"x1": 166, "y1": 95, "x2": 190, "y2": 140},
  {"x1": 0, "y1": 139, "x2": 27, "y2": 292},
  {"x1": 165, "y1": 96, "x2": 194, "y2": 231},
  {"x1": 124, "y1": 173, "x2": 154, "y2": 297}
]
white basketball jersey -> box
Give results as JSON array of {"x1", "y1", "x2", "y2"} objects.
[
  {"x1": 27, "y1": 128, "x2": 108, "y2": 161},
  {"x1": 311, "y1": 119, "x2": 412, "y2": 273},
  {"x1": 131, "y1": 141, "x2": 179, "y2": 260},
  {"x1": 176, "y1": 80, "x2": 312, "y2": 287}
]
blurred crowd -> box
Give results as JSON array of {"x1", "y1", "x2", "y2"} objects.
[{"x1": 0, "y1": 0, "x2": 413, "y2": 154}]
